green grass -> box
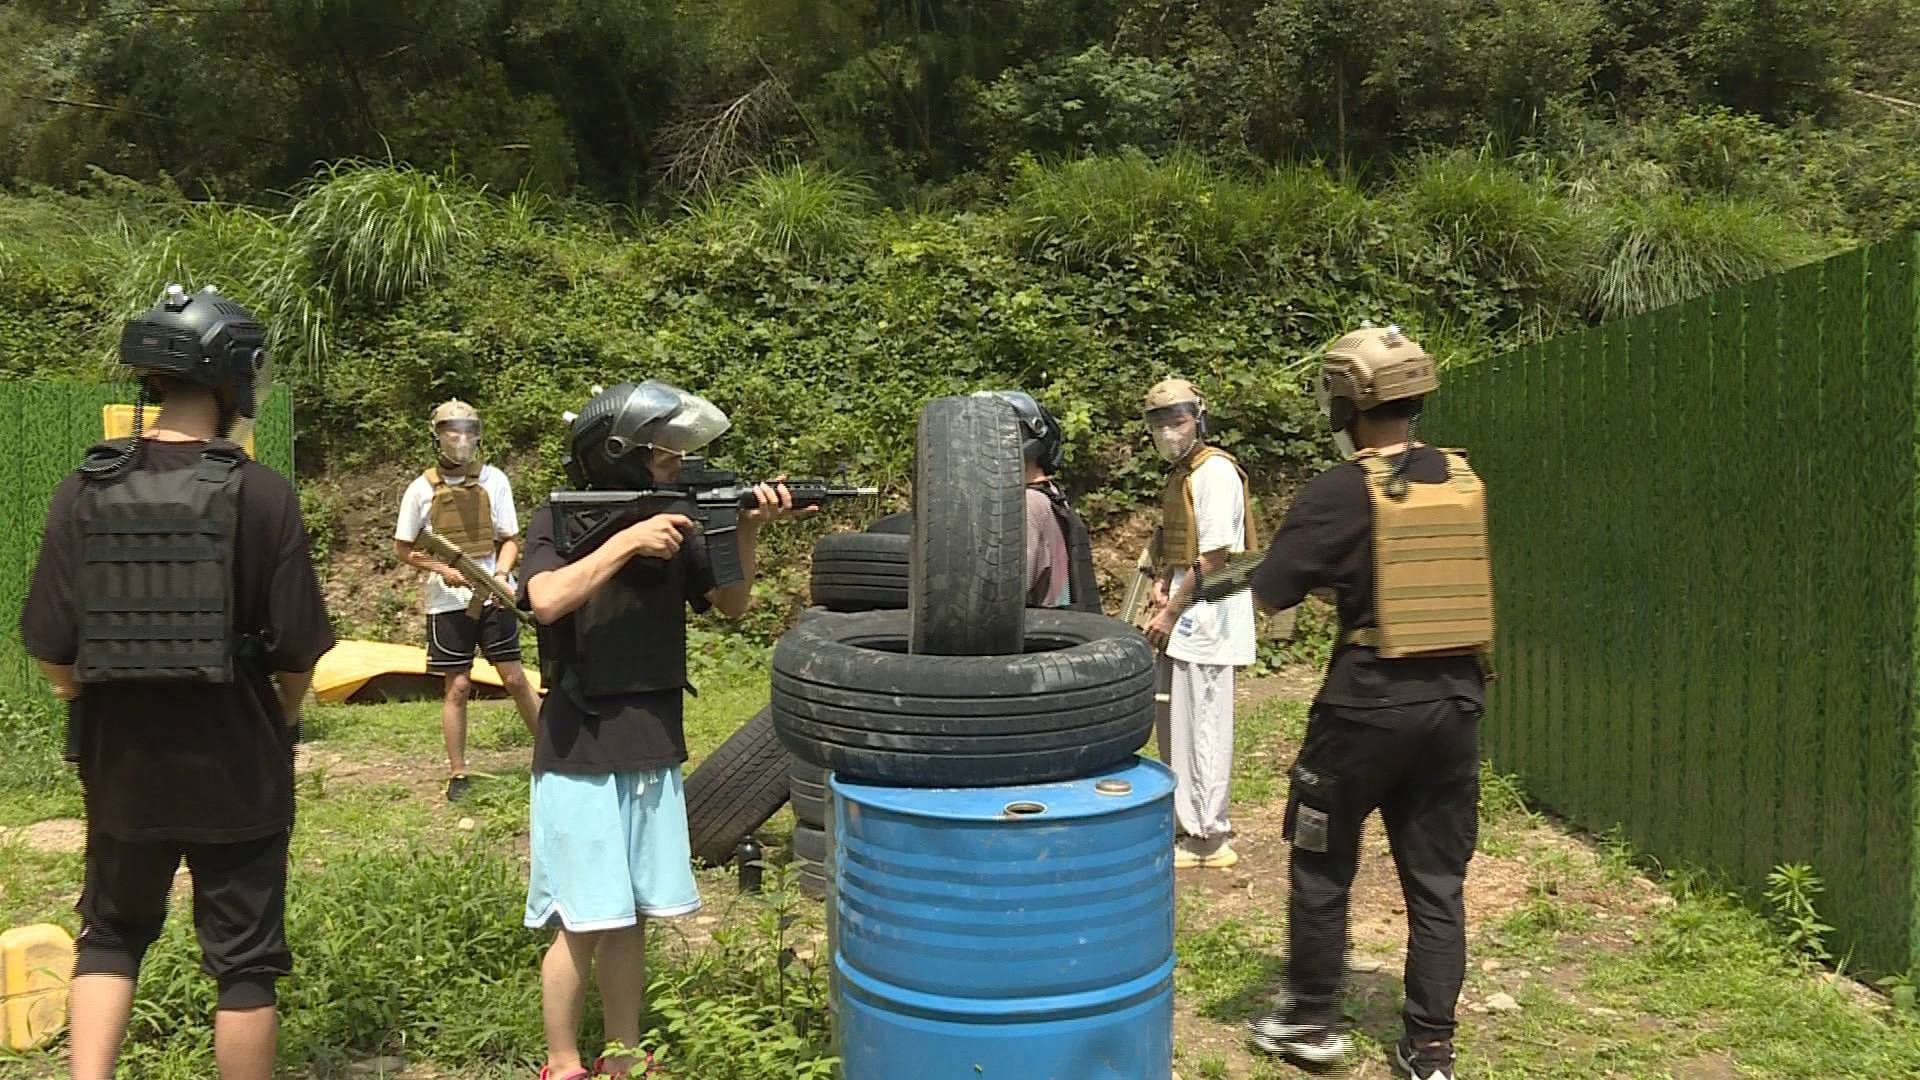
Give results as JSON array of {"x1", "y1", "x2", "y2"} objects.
[
  {"x1": 6, "y1": 669, "x2": 1919, "y2": 1078},
  {"x1": 1229, "y1": 698, "x2": 1307, "y2": 806}
]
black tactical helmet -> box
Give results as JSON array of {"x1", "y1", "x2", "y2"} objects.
[
  {"x1": 979, "y1": 390, "x2": 1065, "y2": 474},
  {"x1": 563, "y1": 380, "x2": 732, "y2": 489},
  {"x1": 118, "y1": 284, "x2": 270, "y2": 419}
]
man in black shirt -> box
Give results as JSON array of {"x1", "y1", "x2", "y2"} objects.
[
  {"x1": 20, "y1": 285, "x2": 335, "y2": 1080},
  {"x1": 1235, "y1": 325, "x2": 1494, "y2": 1080},
  {"x1": 516, "y1": 380, "x2": 809, "y2": 1080}
]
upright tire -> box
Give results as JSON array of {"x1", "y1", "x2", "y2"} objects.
[
  {"x1": 809, "y1": 532, "x2": 910, "y2": 612},
  {"x1": 773, "y1": 609, "x2": 1156, "y2": 787},
  {"x1": 684, "y1": 706, "x2": 789, "y2": 866},
  {"x1": 909, "y1": 396, "x2": 1026, "y2": 656}
]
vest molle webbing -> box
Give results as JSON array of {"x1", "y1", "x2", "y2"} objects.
[
  {"x1": 1346, "y1": 448, "x2": 1494, "y2": 660},
  {"x1": 73, "y1": 442, "x2": 248, "y2": 683},
  {"x1": 1158, "y1": 445, "x2": 1259, "y2": 571},
  {"x1": 426, "y1": 467, "x2": 495, "y2": 559}
]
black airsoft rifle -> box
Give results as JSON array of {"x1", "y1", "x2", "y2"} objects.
[{"x1": 549, "y1": 457, "x2": 879, "y2": 586}]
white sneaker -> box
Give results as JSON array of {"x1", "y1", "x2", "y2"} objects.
[{"x1": 1396, "y1": 1038, "x2": 1459, "y2": 1079}]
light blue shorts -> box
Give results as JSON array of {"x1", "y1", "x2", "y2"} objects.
[{"x1": 524, "y1": 767, "x2": 703, "y2": 932}]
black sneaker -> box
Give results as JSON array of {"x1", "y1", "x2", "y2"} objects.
[
  {"x1": 446, "y1": 774, "x2": 472, "y2": 802},
  {"x1": 1395, "y1": 1037, "x2": 1459, "y2": 1079}
]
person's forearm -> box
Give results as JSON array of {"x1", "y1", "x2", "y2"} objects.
[
  {"x1": 395, "y1": 540, "x2": 452, "y2": 578},
  {"x1": 36, "y1": 660, "x2": 77, "y2": 701},
  {"x1": 496, "y1": 537, "x2": 521, "y2": 576},
  {"x1": 527, "y1": 531, "x2": 645, "y2": 623},
  {"x1": 275, "y1": 670, "x2": 313, "y2": 730},
  {"x1": 710, "y1": 523, "x2": 760, "y2": 617},
  {"x1": 1167, "y1": 547, "x2": 1230, "y2": 609}
]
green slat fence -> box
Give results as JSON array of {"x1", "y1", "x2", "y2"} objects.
[
  {"x1": 1, "y1": 382, "x2": 295, "y2": 693},
  {"x1": 1424, "y1": 234, "x2": 1920, "y2": 976}
]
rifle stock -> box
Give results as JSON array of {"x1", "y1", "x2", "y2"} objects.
[{"x1": 1118, "y1": 527, "x2": 1162, "y2": 628}]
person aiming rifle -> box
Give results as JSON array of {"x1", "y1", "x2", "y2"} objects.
[{"x1": 513, "y1": 379, "x2": 855, "y2": 1080}]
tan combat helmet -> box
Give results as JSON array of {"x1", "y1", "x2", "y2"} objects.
[
  {"x1": 430, "y1": 398, "x2": 483, "y2": 470},
  {"x1": 1143, "y1": 377, "x2": 1205, "y2": 417},
  {"x1": 430, "y1": 398, "x2": 481, "y2": 431},
  {"x1": 1144, "y1": 377, "x2": 1208, "y2": 462},
  {"x1": 1320, "y1": 324, "x2": 1438, "y2": 417}
]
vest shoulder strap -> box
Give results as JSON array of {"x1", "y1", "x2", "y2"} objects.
[
  {"x1": 196, "y1": 442, "x2": 247, "y2": 483},
  {"x1": 80, "y1": 438, "x2": 134, "y2": 477}
]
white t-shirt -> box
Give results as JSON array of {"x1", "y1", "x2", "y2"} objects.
[
  {"x1": 1166, "y1": 454, "x2": 1257, "y2": 668},
  {"x1": 393, "y1": 465, "x2": 522, "y2": 616}
]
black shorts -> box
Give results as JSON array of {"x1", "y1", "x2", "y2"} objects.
[
  {"x1": 426, "y1": 606, "x2": 523, "y2": 671},
  {"x1": 74, "y1": 828, "x2": 291, "y2": 1009}
]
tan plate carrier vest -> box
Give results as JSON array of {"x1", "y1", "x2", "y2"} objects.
[
  {"x1": 425, "y1": 467, "x2": 495, "y2": 559},
  {"x1": 1158, "y1": 445, "x2": 1259, "y2": 572},
  {"x1": 1342, "y1": 448, "x2": 1495, "y2": 669}
]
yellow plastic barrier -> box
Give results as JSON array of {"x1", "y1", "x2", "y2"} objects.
[
  {"x1": 102, "y1": 403, "x2": 256, "y2": 457},
  {"x1": 311, "y1": 639, "x2": 542, "y2": 704},
  {"x1": 0, "y1": 923, "x2": 72, "y2": 1051}
]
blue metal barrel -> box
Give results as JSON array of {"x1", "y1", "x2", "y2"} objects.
[{"x1": 831, "y1": 756, "x2": 1175, "y2": 1080}]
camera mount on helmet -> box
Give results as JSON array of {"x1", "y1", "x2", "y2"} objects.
[{"x1": 119, "y1": 283, "x2": 271, "y2": 421}]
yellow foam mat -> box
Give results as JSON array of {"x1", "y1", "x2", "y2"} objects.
[
  {"x1": 103, "y1": 403, "x2": 257, "y2": 457},
  {"x1": 310, "y1": 639, "x2": 542, "y2": 704}
]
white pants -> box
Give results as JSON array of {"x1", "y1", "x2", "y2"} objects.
[{"x1": 1154, "y1": 655, "x2": 1235, "y2": 846}]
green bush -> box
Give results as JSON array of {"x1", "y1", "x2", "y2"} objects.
[{"x1": 0, "y1": 151, "x2": 1840, "y2": 520}]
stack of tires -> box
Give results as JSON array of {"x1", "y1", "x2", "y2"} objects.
[
  {"x1": 772, "y1": 396, "x2": 1159, "y2": 895},
  {"x1": 682, "y1": 513, "x2": 908, "y2": 878},
  {"x1": 784, "y1": 515, "x2": 907, "y2": 895}
]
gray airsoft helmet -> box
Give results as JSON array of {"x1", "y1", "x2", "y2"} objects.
[
  {"x1": 119, "y1": 283, "x2": 272, "y2": 421},
  {"x1": 563, "y1": 379, "x2": 731, "y2": 489}
]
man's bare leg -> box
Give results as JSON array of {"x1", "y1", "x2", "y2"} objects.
[
  {"x1": 213, "y1": 1005, "x2": 278, "y2": 1080},
  {"x1": 596, "y1": 921, "x2": 648, "y2": 1072},
  {"x1": 67, "y1": 974, "x2": 136, "y2": 1080},
  {"x1": 496, "y1": 659, "x2": 542, "y2": 738},
  {"x1": 441, "y1": 669, "x2": 473, "y2": 783},
  {"x1": 541, "y1": 928, "x2": 600, "y2": 1073}
]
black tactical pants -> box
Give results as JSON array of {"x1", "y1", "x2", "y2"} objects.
[{"x1": 1282, "y1": 698, "x2": 1481, "y2": 1045}]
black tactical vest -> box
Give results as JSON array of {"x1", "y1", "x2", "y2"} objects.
[
  {"x1": 72, "y1": 439, "x2": 251, "y2": 684},
  {"x1": 537, "y1": 509, "x2": 695, "y2": 705},
  {"x1": 1037, "y1": 482, "x2": 1104, "y2": 615}
]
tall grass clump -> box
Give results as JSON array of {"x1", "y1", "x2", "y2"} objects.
[
  {"x1": 114, "y1": 198, "x2": 332, "y2": 372},
  {"x1": 1010, "y1": 150, "x2": 1268, "y2": 275},
  {"x1": 1581, "y1": 192, "x2": 1829, "y2": 320},
  {"x1": 681, "y1": 162, "x2": 875, "y2": 262},
  {"x1": 1395, "y1": 149, "x2": 1593, "y2": 337},
  {"x1": 289, "y1": 158, "x2": 477, "y2": 308}
]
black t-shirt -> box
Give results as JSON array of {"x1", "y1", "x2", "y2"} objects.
[
  {"x1": 19, "y1": 440, "x2": 337, "y2": 843},
  {"x1": 518, "y1": 504, "x2": 719, "y2": 775},
  {"x1": 1249, "y1": 446, "x2": 1486, "y2": 712}
]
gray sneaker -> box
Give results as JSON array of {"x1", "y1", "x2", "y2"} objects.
[{"x1": 1246, "y1": 1008, "x2": 1354, "y2": 1066}]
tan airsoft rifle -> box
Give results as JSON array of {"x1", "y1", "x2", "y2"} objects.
[{"x1": 414, "y1": 528, "x2": 537, "y2": 626}]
